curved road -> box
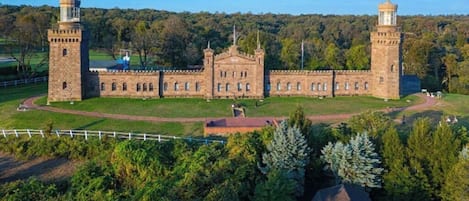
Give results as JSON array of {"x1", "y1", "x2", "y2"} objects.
[{"x1": 22, "y1": 93, "x2": 437, "y2": 123}]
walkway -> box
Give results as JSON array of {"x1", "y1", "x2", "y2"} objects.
[{"x1": 22, "y1": 94, "x2": 437, "y2": 123}]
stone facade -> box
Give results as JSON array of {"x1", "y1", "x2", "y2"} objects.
[{"x1": 48, "y1": 0, "x2": 407, "y2": 103}]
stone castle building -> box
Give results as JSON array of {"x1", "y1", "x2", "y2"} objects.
[{"x1": 48, "y1": 0, "x2": 414, "y2": 103}]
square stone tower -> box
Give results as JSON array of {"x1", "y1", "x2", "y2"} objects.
[
  {"x1": 370, "y1": 0, "x2": 403, "y2": 99},
  {"x1": 47, "y1": 0, "x2": 89, "y2": 102}
]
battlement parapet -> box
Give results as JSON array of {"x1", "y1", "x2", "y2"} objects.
[{"x1": 269, "y1": 70, "x2": 334, "y2": 75}]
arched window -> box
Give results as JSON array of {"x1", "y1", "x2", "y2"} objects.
[
  {"x1": 364, "y1": 82, "x2": 369, "y2": 90},
  {"x1": 62, "y1": 49, "x2": 67, "y2": 56},
  {"x1": 277, "y1": 82, "x2": 281, "y2": 91},
  {"x1": 390, "y1": 64, "x2": 394, "y2": 72},
  {"x1": 196, "y1": 82, "x2": 200, "y2": 92},
  {"x1": 297, "y1": 82, "x2": 301, "y2": 91},
  {"x1": 143, "y1": 83, "x2": 147, "y2": 91},
  {"x1": 62, "y1": 82, "x2": 67, "y2": 90},
  {"x1": 123, "y1": 83, "x2": 127, "y2": 91},
  {"x1": 323, "y1": 83, "x2": 328, "y2": 91},
  {"x1": 354, "y1": 82, "x2": 359, "y2": 90},
  {"x1": 238, "y1": 83, "x2": 242, "y2": 91},
  {"x1": 345, "y1": 82, "x2": 350, "y2": 90},
  {"x1": 246, "y1": 83, "x2": 250, "y2": 91},
  {"x1": 311, "y1": 83, "x2": 315, "y2": 91},
  {"x1": 217, "y1": 83, "x2": 221, "y2": 92},
  {"x1": 245, "y1": 71, "x2": 248, "y2": 77},
  {"x1": 163, "y1": 82, "x2": 168, "y2": 91},
  {"x1": 317, "y1": 83, "x2": 321, "y2": 91},
  {"x1": 226, "y1": 83, "x2": 230, "y2": 91},
  {"x1": 335, "y1": 82, "x2": 339, "y2": 90},
  {"x1": 149, "y1": 83, "x2": 154, "y2": 91},
  {"x1": 100, "y1": 82, "x2": 105, "y2": 91},
  {"x1": 136, "y1": 83, "x2": 141, "y2": 92},
  {"x1": 112, "y1": 82, "x2": 117, "y2": 91},
  {"x1": 174, "y1": 82, "x2": 179, "y2": 91},
  {"x1": 287, "y1": 82, "x2": 291, "y2": 91},
  {"x1": 185, "y1": 82, "x2": 190, "y2": 91}
]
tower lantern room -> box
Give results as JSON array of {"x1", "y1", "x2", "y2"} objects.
[
  {"x1": 378, "y1": 0, "x2": 397, "y2": 26},
  {"x1": 59, "y1": 0, "x2": 81, "y2": 29}
]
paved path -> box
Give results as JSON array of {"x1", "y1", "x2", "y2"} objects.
[{"x1": 22, "y1": 93, "x2": 437, "y2": 123}]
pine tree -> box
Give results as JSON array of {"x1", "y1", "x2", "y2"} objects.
[
  {"x1": 253, "y1": 170, "x2": 296, "y2": 201},
  {"x1": 382, "y1": 127, "x2": 414, "y2": 201},
  {"x1": 441, "y1": 145, "x2": 469, "y2": 201},
  {"x1": 430, "y1": 121, "x2": 460, "y2": 198},
  {"x1": 261, "y1": 121, "x2": 310, "y2": 197},
  {"x1": 321, "y1": 133, "x2": 383, "y2": 188},
  {"x1": 406, "y1": 118, "x2": 433, "y2": 200}
]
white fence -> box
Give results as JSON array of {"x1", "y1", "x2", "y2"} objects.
[
  {"x1": 1, "y1": 76, "x2": 48, "y2": 88},
  {"x1": 0, "y1": 129, "x2": 225, "y2": 144}
]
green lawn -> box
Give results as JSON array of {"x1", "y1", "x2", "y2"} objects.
[
  {"x1": 0, "y1": 84, "x2": 203, "y2": 136},
  {"x1": 8, "y1": 83, "x2": 458, "y2": 137},
  {"x1": 43, "y1": 94, "x2": 421, "y2": 118},
  {"x1": 89, "y1": 50, "x2": 142, "y2": 66},
  {"x1": 439, "y1": 94, "x2": 469, "y2": 115}
]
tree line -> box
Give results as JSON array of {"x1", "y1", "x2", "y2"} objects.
[
  {"x1": 0, "y1": 108, "x2": 468, "y2": 201},
  {"x1": 0, "y1": 5, "x2": 468, "y2": 93}
]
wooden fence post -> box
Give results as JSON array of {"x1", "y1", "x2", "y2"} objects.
[
  {"x1": 56, "y1": 130, "x2": 60, "y2": 137},
  {"x1": 113, "y1": 132, "x2": 116, "y2": 138},
  {"x1": 14, "y1": 130, "x2": 18, "y2": 138},
  {"x1": 99, "y1": 131, "x2": 102, "y2": 140},
  {"x1": 69, "y1": 130, "x2": 73, "y2": 138},
  {"x1": 85, "y1": 130, "x2": 88, "y2": 140},
  {"x1": 128, "y1": 133, "x2": 131, "y2": 140},
  {"x1": 27, "y1": 129, "x2": 32, "y2": 138},
  {"x1": 2, "y1": 130, "x2": 6, "y2": 138},
  {"x1": 158, "y1": 135, "x2": 161, "y2": 142},
  {"x1": 143, "y1": 133, "x2": 146, "y2": 141},
  {"x1": 40, "y1": 130, "x2": 44, "y2": 138}
]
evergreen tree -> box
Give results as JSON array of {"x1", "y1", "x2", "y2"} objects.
[
  {"x1": 287, "y1": 105, "x2": 312, "y2": 137},
  {"x1": 430, "y1": 121, "x2": 460, "y2": 198},
  {"x1": 441, "y1": 145, "x2": 469, "y2": 201},
  {"x1": 253, "y1": 170, "x2": 296, "y2": 201},
  {"x1": 261, "y1": 121, "x2": 310, "y2": 197},
  {"x1": 406, "y1": 118, "x2": 433, "y2": 200},
  {"x1": 321, "y1": 133, "x2": 383, "y2": 188},
  {"x1": 382, "y1": 127, "x2": 414, "y2": 201}
]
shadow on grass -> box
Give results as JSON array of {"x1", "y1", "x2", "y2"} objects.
[{"x1": 74, "y1": 119, "x2": 106, "y2": 130}]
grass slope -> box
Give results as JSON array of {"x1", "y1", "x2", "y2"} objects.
[
  {"x1": 43, "y1": 95, "x2": 421, "y2": 118},
  {"x1": 0, "y1": 84, "x2": 203, "y2": 136}
]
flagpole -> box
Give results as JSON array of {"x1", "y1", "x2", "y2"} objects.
[{"x1": 301, "y1": 40, "x2": 304, "y2": 70}]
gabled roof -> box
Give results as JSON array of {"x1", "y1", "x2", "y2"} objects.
[{"x1": 312, "y1": 184, "x2": 372, "y2": 201}]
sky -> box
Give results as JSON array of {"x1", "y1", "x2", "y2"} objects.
[{"x1": 1, "y1": 0, "x2": 468, "y2": 15}]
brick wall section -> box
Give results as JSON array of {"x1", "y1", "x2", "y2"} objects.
[
  {"x1": 86, "y1": 71, "x2": 160, "y2": 98},
  {"x1": 161, "y1": 71, "x2": 205, "y2": 98},
  {"x1": 333, "y1": 70, "x2": 372, "y2": 96},
  {"x1": 268, "y1": 70, "x2": 334, "y2": 97}
]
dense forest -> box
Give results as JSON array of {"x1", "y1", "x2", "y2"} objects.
[
  {"x1": 0, "y1": 109, "x2": 468, "y2": 201},
  {"x1": 0, "y1": 5, "x2": 469, "y2": 92}
]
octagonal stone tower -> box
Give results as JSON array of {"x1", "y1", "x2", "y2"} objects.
[
  {"x1": 370, "y1": 0, "x2": 403, "y2": 99},
  {"x1": 47, "y1": 0, "x2": 89, "y2": 102}
]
